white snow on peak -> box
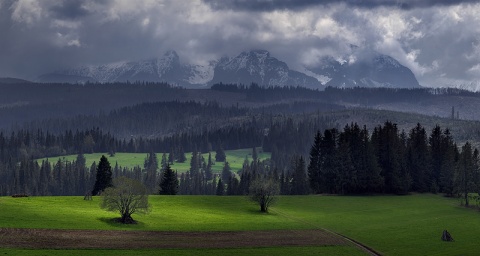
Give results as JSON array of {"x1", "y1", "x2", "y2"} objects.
[
  {"x1": 374, "y1": 55, "x2": 401, "y2": 68},
  {"x1": 303, "y1": 69, "x2": 331, "y2": 85},
  {"x1": 187, "y1": 61, "x2": 217, "y2": 85}
]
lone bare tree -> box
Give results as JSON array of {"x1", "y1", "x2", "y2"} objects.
[
  {"x1": 249, "y1": 178, "x2": 280, "y2": 213},
  {"x1": 100, "y1": 177, "x2": 150, "y2": 224}
]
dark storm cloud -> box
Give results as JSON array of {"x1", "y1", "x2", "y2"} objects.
[
  {"x1": 0, "y1": 0, "x2": 479, "y2": 89},
  {"x1": 203, "y1": 0, "x2": 478, "y2": 11},
  {"x1": 49, "y1": 0, "x2": 91, "y2": 20}
]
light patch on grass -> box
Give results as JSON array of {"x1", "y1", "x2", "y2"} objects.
[{"x1": 36, "y1": 148, "x2": 270, "y2": 174}]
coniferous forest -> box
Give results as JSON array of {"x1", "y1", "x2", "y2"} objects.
[{"x1": 1, "y1": 81, "x2": 480, "y2": 200}]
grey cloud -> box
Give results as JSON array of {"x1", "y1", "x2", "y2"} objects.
[
  {"x1": 0, "y1": 0, "x2": 479, "y2": 90},
  {"x1": 49, "y1": 0, "x2": 91, "y2": 20},
  {"x1": 203, "y1": 0, "x2": 478, "y2": 11}
]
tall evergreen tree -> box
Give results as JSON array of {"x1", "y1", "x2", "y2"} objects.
[
  {"x1": 407, "y1": 123, "x2": 431, "y2": 192},
  {"x1": 252, "y1": 147, "x2": 258, "y2": 161},
  {"x1": 215, "y1": 145, "x2": 226, "y2": 162},
  {"x1": 144, "y1": 152, "x2": 158, "y2": 193},
  {"x1": 358, "y1": 126, "x2": 383, "y2": 193},
  {"x1": 159, "y1": 164, "x2": 179, "y2": 195},
  {"x1": 227, "y1": 176, "x2": 239, "y2": 195},
  {"x1": 439, "y1": 135, "x2": 457, "y2": 196},
  {"x1": 221, "y1": 161, "x2": 232, "y2": 183},
  {"x1": 456, "y1": 142, "x2": 476, "y2": 206},
  {"x1": 216, "y1": 178, "x2": 224, "y2": 196},
  {"x1": 160, "y1": 153, "x2": 167, "y2": 170},
  {"x1": 205, "y1": 152, "x2": 213, "y2": 180},
  {"x1": 372, "y1": 122, "x2": 404, "y2": 194},
  {"x1": 337, "y1": 124, "x2": 357, "y2": 194},
  {"x1": 320, "y1": 128, "x2": 339, "y2": 193},
  {"x1": 91, "y1": 155, "x2": 113, "y2": 196},
  {"x1": 291, "y1": 156, "x2": 309, "y2": 195},
  {"x1": 308, "y1": 131, "x2": 322, "y2": 193}
]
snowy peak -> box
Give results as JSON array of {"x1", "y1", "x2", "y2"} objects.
[
  {"x1": 306, "y1": 49, "x2": 420, "y2": 89},
  {"x1": 38, "y1": 49, "x2": 420, "y2": 90},
  {"x1": 38, "y1": 50, "x2": 213, "y2": 86},
  {"x1": 210, "y1": 50, "x2": 322, "y2": 88}
]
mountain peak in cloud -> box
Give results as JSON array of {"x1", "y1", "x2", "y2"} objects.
[
  {"x1": 209, "y1": 49, "x2": 322, "y2": 88},
  {"x1": 306, "y1": 48, "x2": 420, "y2": 88},
  {"x1": 37, "y1": 49, "x2": 419, "y2": 89}
]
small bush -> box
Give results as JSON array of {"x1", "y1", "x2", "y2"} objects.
[{"x1": 11, "y1": 194, "x2": 28, "y2": 198}]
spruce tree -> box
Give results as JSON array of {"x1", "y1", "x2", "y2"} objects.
[
  {"x1": 291, "y1": 156, "x2": 309, "y2": 195},
  {"x1": 91, "y1": 155, "x2": 113, "y2": 196},
  {"x1": 407, "y1": 123, "x2": 430, "y2": 192},
  {"x1": 215, "y1": 145, "x2": 226, "y2": 162},
  {"x1": 216, "y1": 178, "x2": 224, "y2": 196},
  {"x1": 308, "y1": 131, "x2": 322, "y2": 193},
  {"x1": 456, "y1": 142, "x2": 476, "y2": 206},
  {"x1": 361, "y1": 126, "x2": 384, "y2": 192},
  {"x1": 144, "y1": 152, "x2": 158, "y2": 193},
  {"x1": 159, "y1": 164, "x2": 179, "y2": 195},
  {"x1": 205, "y1": 153, "x2": 213, "y2": 180},
  {"x1": 252, "y1": 147, "x2": 258, "y2": 161},
  {"x1": 320, "y1": 128, "x2": 339, "y2": 194},
  {"x1": 221, "y1": 161, "x2": 232, "y2": 183}
]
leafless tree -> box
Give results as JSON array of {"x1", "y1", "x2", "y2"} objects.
[
  {"x1": 100, "y1": 177, "x2": 150, "y2": 224},
  {"x1": 249, "y1": 178, "x2": 280, "y2": 213}
]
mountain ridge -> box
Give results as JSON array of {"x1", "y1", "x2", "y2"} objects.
[{"x1": 38, "y1": 49, "x2": 420, "y2": 89}]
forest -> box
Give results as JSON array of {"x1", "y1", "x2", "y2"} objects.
[{"x1": 1, "y1": 81, "x2": 480, "y2": 202}]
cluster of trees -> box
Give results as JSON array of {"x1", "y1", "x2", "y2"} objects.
[
  {"x1": 211, "y1": 83, "x2": 480, "y2": 106},
  {"x1": 23, "y1": 101, "x2": 248, "y2": 139},
  {"x1": 308, "y1": 122, "x2": 480, "y2": 200}
]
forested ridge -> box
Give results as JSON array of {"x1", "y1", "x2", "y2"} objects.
[{"x1": 0, "y1": 82, "x2": 480, "y2": 200}]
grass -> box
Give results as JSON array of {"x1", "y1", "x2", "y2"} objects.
[
  {"x1": 0, "y1": 194, "x2": 478, "y2": 255},
  {"x1": 36, "y1": 148, "x2": 270, "y2": 174}
]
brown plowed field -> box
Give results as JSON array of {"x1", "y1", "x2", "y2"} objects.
[{"x1": 0, "y1": 228, "x2": 347, "y2": 249}]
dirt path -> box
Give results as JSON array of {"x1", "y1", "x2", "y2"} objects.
[
  {"x1": 270, "y1": 209, "x2": 382, "y2": 256},
  {"x1": 0, "y1": 228, "x2": 347, "y2": 249}
]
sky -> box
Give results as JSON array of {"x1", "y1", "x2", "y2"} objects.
[{"x1": 1, "y1": 0, "x2": 480, "y2": 89}]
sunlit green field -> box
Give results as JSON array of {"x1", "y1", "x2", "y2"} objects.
[
  {"x1": 36, "y1": 148, "x2": 271, "y2": 174},
  {"x1": 0, "y1": 194, "x2": 478, "y2": 255}
]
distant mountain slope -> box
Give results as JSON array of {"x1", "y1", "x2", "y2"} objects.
[
  {"x1": 38, "y1": 49, "x2": 420, "y2": 89},
  {"x1": 38, "y1": 51, "x2": 215, "y2": 87},
  {"x1": 0, "y1": 77, "x2": 32, "y2": 84}
]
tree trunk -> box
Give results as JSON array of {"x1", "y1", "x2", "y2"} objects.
[
  {"x1": 120, "y1": 214, "x2": 135, "y2": 224},
  {"x1": 260, "y1": 203, "x2": 267, "y2": 212}
]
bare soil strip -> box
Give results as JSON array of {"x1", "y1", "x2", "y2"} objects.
[{"x1": 0, "y1": 228, "x2": 347, "y2": 249}]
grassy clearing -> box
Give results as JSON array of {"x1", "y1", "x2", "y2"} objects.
[
  {"x1": 36, "y1": 148, "x2": 270, "y2": 174},
  {"x1": 0, "y1": 194, "x2": 478, "y2": 255},
  {"x1": 276, "y1": 194, "x2": 480, "y2": 256}
]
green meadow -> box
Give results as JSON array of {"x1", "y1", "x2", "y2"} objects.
[
  {"x1": 36, "y1": 148, "x2": 271, "y2": 174},
  {"x1": 0, "y1": 194, "x2": 478, "y2": 255}
]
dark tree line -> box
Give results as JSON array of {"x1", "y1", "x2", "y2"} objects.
[
  {"x1": 22, "y1": 101, "x2": 248, "y2": 139},
  {"x1": 308, "y1": 122, "x2": 480, "y2": 197}
]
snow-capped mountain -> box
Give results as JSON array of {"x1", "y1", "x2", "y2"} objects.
[
  {"x1": 306, "y1": 50, "x2": 420, "y2": 89},
  {"x1": 209, "y1": 50, "x2": 322, "y2": 89},
  {"x1": 38, "y1": 49, "x2": 420, "y2": 89},
  {"x1": 38, "y1": 51, "x2": 214, "y2": 87}
]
